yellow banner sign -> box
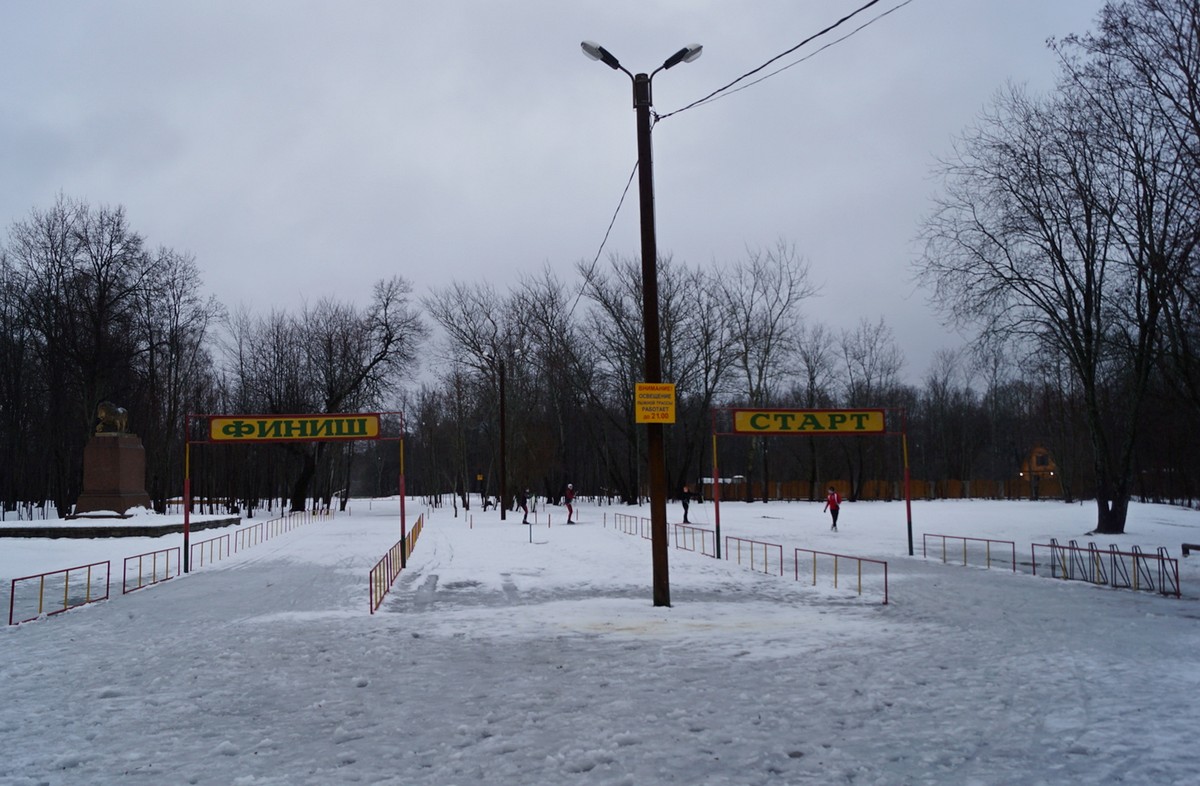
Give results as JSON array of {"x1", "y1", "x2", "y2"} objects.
[
  {"x1": 635, "y1": 383, "x2": 676, "y2": 424},
  {"x1": 732, "y1": 409, "x2": 885, "y2": 434},
  {"x1": 209, "y1": 414, "x2": 381, "y2": 442}
]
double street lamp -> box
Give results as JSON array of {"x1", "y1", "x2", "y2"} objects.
[
  {"x1": 581, "y1": 40, "x2": 702, "y2": 608},
  {"x1": 498, "y1": 358, "x2": 507, "y2": 521},
  {"x1": 483, "y1": 354, "x2": 509, "y2": 521}
]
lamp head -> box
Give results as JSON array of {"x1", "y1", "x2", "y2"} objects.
[
  {"x1": 662, "y1": 44, "x2": 703, "y2": 70},
  {"x1": 581, "y1": 40, "x2": 621, "y2": 70}
]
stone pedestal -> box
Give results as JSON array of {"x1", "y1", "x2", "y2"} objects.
[{"x1": 73, "y1": 434, "x2": 152, "y2": 517}]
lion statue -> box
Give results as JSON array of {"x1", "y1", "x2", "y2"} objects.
[{"x1": 95, "y1": 401, "x2": 129, "y2": 434}]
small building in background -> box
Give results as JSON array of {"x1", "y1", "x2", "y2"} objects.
[{"x1": 1019, "y1": 446, "x2": 1060, "y2": 500}]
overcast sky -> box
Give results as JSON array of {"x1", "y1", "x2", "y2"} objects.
[{"x1": 1, "y1": 0, "x2": 1109, "y2": 382}]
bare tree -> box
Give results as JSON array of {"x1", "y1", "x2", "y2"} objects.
[
  {"x1": 722, "y1": 241, "x2": 816, "y2": 407},
  {"x1": 663, "y1": 262, "x2": 736, "y2": 495},
  {"x1": 511, "y1": 267, "x2": 586, "y2": 499},
  {"x1": 219, "y1": 277, "x2": 426, "y2": 511},
  {"x1": 1067, "y1": 1, "x2": 1200, "y2": 416},
  {"x1": 423, "y1": 280, "x2": 530, "y2": 507},
  {"x1": 918, "y1": 46, "x2": 1193, "y2": 532},
  {"x1": 722, "y1": 241, "x2": 817, "y2": 500},
  {"x1": 135, "y1": 248, "x2": 223, "y2": 510},
  {"x1": 919, "y1": 348, "x2": 985, "y2": 488},
  {"x1": 0, "y1": 252, "x2": 37, "y2": 512},
  {"x1": 5, "y1": 196, "x2": 155, "y2": 514},
  {"x1": 786, "y1": 321, "x2": 838, "y2": 500},
  {"x1": 576, "y1": 254, "x2": 655, "y2": 503},
  {"x1": 424, "y1": 280, "x2": 523, "y2": 373},
  {"x1": 837, "y1": 317, "x2": 905, "y2": 499},
  {"x1": 838, "y1": 317, "x2": 905, "y2": 407},
  {"x1": 293, "y1": 276, "x2": 426, "y2": 510}
]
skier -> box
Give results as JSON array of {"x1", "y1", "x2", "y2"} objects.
[
  {"x1": 824, "y1": 485, "x2": 841, "y2": 531},
  {"x1": 518, "y1": 488, "x2": 530, "y2": 524},
  {"x1": 565, "y1": 483, "x2": 576, "y2": 524}
]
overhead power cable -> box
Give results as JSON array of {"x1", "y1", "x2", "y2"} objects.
[
  {"x1": 657, "y1": 0, "x2": 913, "y2": 122},
  {"x1": 567, "y1": 159, "x2": 639, "y2": 321}
]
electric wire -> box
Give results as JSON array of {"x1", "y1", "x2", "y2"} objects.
[
  {"x1": 656, "y1": 0, "x2": 904, "y2": 122},
  {"x1": 566, "y1": 158, "x2": 639, "y2": 321},
  {"x1": 663, "y1": 0, "x2": 916, "y2": 115}
]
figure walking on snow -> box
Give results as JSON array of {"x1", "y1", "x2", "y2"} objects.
[
  {"x1": 565, "y1": 483, "x2": 575, "y2": 524},
  {"x1": 824, "y1": 486, "x2": 841, "y2": 531},
  {"x1": 681, "y1": 485, "x2": 692, "y2": 524},
  {"x1": 518, "y1": 488, "x2": 530, "y2": 524}
]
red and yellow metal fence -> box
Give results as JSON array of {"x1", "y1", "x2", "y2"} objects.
[
  {"x1": 8, "y1": 507, "x2": 331, "y2": 625},
  {"x1": 606, "y1": 511, "x2": 888, "y2": 603},
  {"x1": 123, "y1": 547, "x2": 181, "y2": 594},
  {"x1": 922, "y1": 533, "x2": 1016, "y2": 572},
  {"x1": 190, "y1": 532, "x2": 232, "y2": 568},
  {"x1": 794, "y1": 548, "x2": 890, "y2": 605},
  {"x1": 188, "y1": 508, "x2": 328, "y2": 569},
  {"x1": 724, "y1": 535, "x2": 785, "y2": 576},
  {"x1": 9, "y1": 561, "x2": 111, "y2": 625},
  {"x1": 369, "y1": 514, "x2": 425, "y2": 614}
]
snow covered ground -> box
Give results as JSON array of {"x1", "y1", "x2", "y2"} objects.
[{"x1": 2, "y1": 496, "x2": 1199, "y2": 785}]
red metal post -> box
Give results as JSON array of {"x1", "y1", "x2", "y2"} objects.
[
  {"x1": 711, "y1": 416, "x2": 722, "y2": 559},
  {"x1": 399, "y1": 432, "x2": 407, "y2": 570},
  {"x1": 902, "y1": 409, "x2": 913, "y2": 556},
  {"x1": 183, "y1": 415, "x2": 192, "y2": 573}
]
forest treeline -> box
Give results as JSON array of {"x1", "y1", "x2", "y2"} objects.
[{"x1": 1, "y1": 0, "x2": 1197, "y2": 534}]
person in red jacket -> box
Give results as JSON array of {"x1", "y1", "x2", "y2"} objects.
[{"x1": 824, "y1": 486, "x2": 841, "y2": 531}]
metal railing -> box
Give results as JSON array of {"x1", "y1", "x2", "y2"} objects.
[
  {"x1": 369, "y1": 514, "x2": 425, "y2": 614},
  {"x1": 611, "y1": 513, "x2": 651, "y2": 539},
  {"x1": 793, "y1": 548, "x2": 889, "y2": 604},
  {"x1": 122, "y1": 547, "x2": 181, "y2": 594},
  {"x1": 922, "y1": 533, "x2": 1016, "y2": 572},
  {"x1": 9, "y1": 561, "x2": 111, "y2": 625},
  {"x1": 190, "y1": 532, "x2": 232, "y2": 568},
  {"x1": 672, "y1": 523, "x2": 716, "y2": 556},
  {"x1": 724, "y1": 536, "x2": 784, "y2": 576},
  {"x1": 605, "y1": 511, "x2": 887, "y2": 603},
  {"x1": 189, "y1": 509, "x2": 326, "y2": 569}
]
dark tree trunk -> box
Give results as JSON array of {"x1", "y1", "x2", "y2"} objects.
[
  {"x1": 1092, "y1": 494, "x2": 1130, "y2": 535},
  {"x1": 290, "y1": 450, "x2": 316, "y2": 512}
]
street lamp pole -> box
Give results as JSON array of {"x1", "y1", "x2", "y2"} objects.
[
  {"x1": 499, "y1": 358, "x2": 508, "y2": 521},
  {"x1": 582, "y1": 40, "x2": 701, "y2": 608}
]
